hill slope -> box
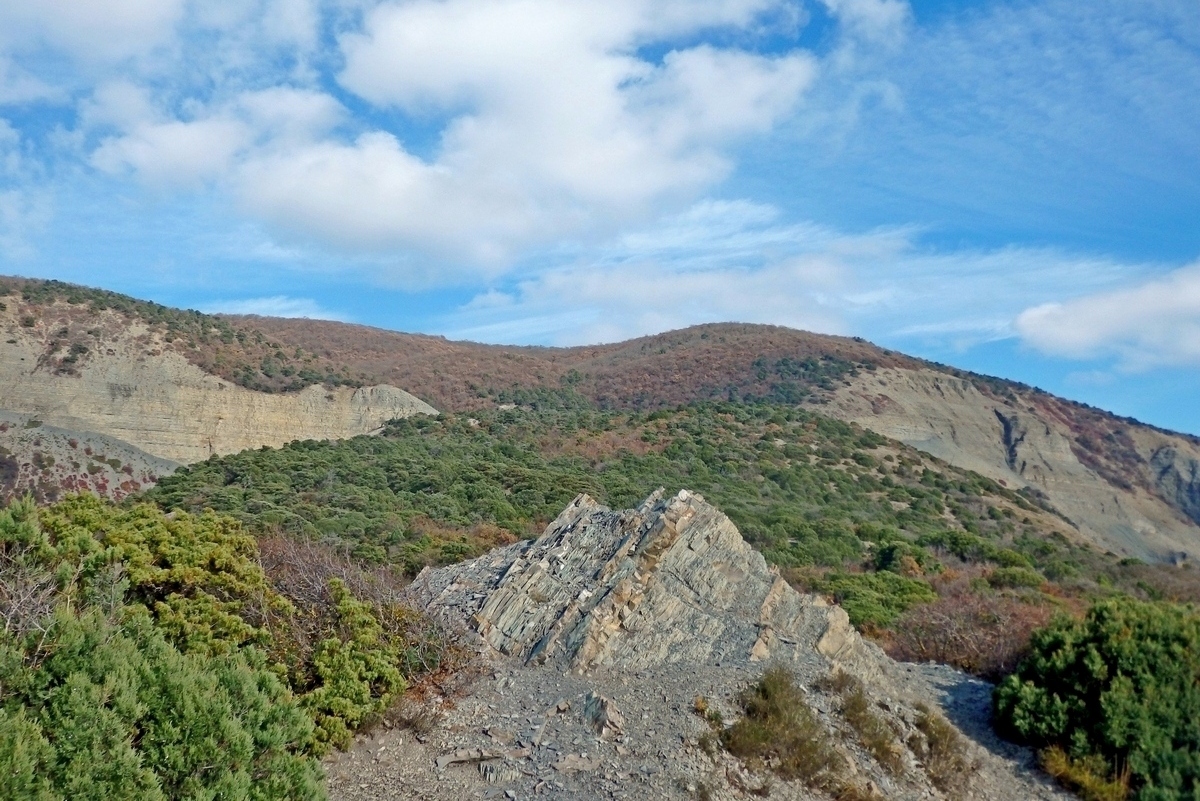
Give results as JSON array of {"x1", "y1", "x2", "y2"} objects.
[
  {"x1": 0, "y1": 285, "x2": 436, "y2": 465},
  {"x1": 2, "y1": 276, "x2": 1197, "y2": 561},
  {"x1": 244, "y1": 315, "x2": 1200, "y2": 562}
]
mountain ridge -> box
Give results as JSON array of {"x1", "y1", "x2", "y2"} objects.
[{"x1": 1, "y1": 276, "x2": 1197, "y2": 561}]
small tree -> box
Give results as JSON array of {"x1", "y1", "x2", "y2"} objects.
[{"x1": 994, "y1": 598, "x2": 1200, "y2": 800}]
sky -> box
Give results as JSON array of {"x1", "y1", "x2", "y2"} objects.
[{"x1": 0, "y1": 0, "x2": 1197, "y2": 433}]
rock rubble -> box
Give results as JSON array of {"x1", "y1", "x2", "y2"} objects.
[{"x1": 326, "y1": 490, "x2": 1071, "y2": 801}]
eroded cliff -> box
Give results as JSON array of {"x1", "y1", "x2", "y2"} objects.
[
  {"x1": 0, "y1": 302, "x2": 436, "y2": 464},
  {"x1": 827, "y1": 367, "x2": 1200, "y2": 561}
]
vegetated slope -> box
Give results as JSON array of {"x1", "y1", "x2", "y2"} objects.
[
  {"x1": 0, "y1": 282, "x2": 436, "y2": 464},
  {"x1": 6, "y1": 276, "x2": 1198, "y2": 562},
  {"x1": 244, "y1": 314, "x2": 1200, "y2": 563},
  {"x1": 147, "y1": 404, "x2": 1200, "y2": 679},
  {"x1": 239, "y1": 316, "x2": 906, "y2": 410},
  {"x1": 0, "y1": 410, "x2": 176, "y2": 504},
  {"x1": 0, "y1": 276, "x2": 367, "y2": 392}
]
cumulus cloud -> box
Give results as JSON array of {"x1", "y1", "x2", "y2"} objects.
[
  {"x1": 226, "y1": 0, "x2": 814, "y2": 265},
  {"x1": 62, "y1": 0, "x2": 815, "y2": 271},
  {"x1": 1016, "y1": 263, "x2": 1200, "y2": 369}
]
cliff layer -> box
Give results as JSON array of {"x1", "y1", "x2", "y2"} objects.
[
  {"x1": 0, "y1": 302, "x2": 436, "y2": 464},
  {"x1": 827, "y1": 367, "x2": 1200, "y2": 561}
]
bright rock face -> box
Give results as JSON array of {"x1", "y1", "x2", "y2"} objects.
[
  {"x1": 416, "y1": 489, "x2": 878, "y2": 675},
  {"x1": 828, "y1": 366, "x2": 1200, "y2": 561},
  {"x1": 0, "y1": 304, "x2": 436, "y2": 464}
]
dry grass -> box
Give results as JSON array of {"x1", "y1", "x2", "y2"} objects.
[
  {"x1": 721, "y1": 666, "x2": 846, "y2": 789},
  {"x1": 1040, "y1": 747, "x2": 1129, "y2": 801},
  {"x1": 884, "y1": 567, "x2": 1055, "y2": 680},
  {"x1": 822, "y1": 671, "x2": 903, "y2": 775},
  {"x1": 910, "y1": 704, "x2": 975, "y2": 798}
]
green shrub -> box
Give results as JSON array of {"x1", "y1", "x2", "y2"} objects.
[
  {"x1": 0, "y1": 495, "x2": 447, "y2": 790},
  {"x1": 300, "y1": 580, "x2": 408, "y2": 752},
  {"x1": 722, "y1": 666, "x2": 845, "y2": 788},
  {"x1": 0, "y1": 608, "x2": 322, "y2": 801},
  {"x1": 994, "y1": 599, "x2": 1200, "y2": 799},
  {"x1": 813, "y1": 571, "x2": 937, "y2": 628}
]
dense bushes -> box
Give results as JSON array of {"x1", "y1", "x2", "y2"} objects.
[
  {"x1": 148, "y1": 404, "x2": 1066, "y2": 586},
  {"x1": 0, "y1": 495, "x2": 449, "y2": 798},
  {"x1": 145, "y1": 402, "x2": 1196, "y2": 686},
  {"x1": 0, "y1": 498, "x2": 322, "y2": 799},
  {"x1": 995, "y1": 599, "x2": 1200, "y2": 800}
]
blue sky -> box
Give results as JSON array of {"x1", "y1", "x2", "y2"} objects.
[{"x1": 1, "y1": 0, "x2": 1198, "y2": 433}]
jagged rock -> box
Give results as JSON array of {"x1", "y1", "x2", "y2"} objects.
[
  {"x1": 413, "y1": 489, "x2": 876, "y2": 676},
  {"x1": 583, "y1": 692, "x2": 624, "y2": 738},
  {"x1": 332, "y1": 491, "x2": 1074, "y2": 801}
]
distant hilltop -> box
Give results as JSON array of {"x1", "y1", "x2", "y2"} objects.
[{"x1": 2, "y1": 275, "x2": 1199, "y2": 562}]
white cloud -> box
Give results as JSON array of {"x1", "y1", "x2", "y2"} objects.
[
  {"x1": 820, "y1": 0, "x2": 909, "y2": 43},
  {"x1": 226, "y1": 0, "x2": 814, "y2": 265},
  {"x1": 0, "y1": 0, "x2": 185, "y2": 63},
  {"x1": 91, "y1": 117, "x2": 251, "y2": 188},
  {"x1": 439, "y1": 199, "x2": 1151, "y2": 347},
  {"x1": 56, "y1": 0, "x2": 812, "y2": 273},
  {"x1": 1016, "y1": 263, "x2": 1200, "y2": 369},
  {"x1": 201, "y1": 295, "x2": 346, "y2": 320}
]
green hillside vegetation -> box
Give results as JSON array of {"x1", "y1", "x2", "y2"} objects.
[
  {"x1": 0, "y1": 496, "x2": 450, "y2": 800},
  {"x1": 995, "y1": 598, "x2": 1200, "y2": 801},
  {"x1": 146, "y1": 403, "x2": 1193, "y2": 674}
]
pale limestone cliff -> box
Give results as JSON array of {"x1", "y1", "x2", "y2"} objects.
[
  {"x1": 0, "y1": 304, "x2": 436, "y2": 464},
  {"x1": 826, "y1": 367, "x2": 1200, "y2": 561}
]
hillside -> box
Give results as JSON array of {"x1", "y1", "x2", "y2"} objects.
[
  {"x1": 2, "y1": 276, "x2": 1198, "y2": 562},
  {"x1": 0, "y1": 281, "x2": 436, "y2": 466},
  {"x1": 244, "y1": 316, "x2": 1200, "y2": 562}
]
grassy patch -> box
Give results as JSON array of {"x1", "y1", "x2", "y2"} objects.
[{"x1": 721, "y1": 666, "x2": 846, "y2": 789}]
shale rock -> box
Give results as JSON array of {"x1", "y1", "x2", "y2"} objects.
[{"x1": 328, "y1": 491, "x2": 1071, "y2": 801}]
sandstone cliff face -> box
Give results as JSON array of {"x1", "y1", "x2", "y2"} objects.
[
  {"x1": 827, "y1": 367, "x2": 1200, "y2": 561},
  {"x1": 359, "y1": 491, "x2": 1068, "y2": 801},
  {"x1": 0, "y1": 303, "x2": 436, "y2": 464}
]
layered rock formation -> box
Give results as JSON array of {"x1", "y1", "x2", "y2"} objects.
[
  {"x1": 325, "y1": 491, "x2": 1069, "y2": 801},
  {"x1": 0, "y1": 302, "x2": 436, "y2": 464},
  {"x1": 828, "y1": 367, "x2": 1200, "y2": 561}
]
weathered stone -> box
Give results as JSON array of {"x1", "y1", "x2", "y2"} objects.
[{"x1": 583, "y1": 692, "x2": 624, "y2": 738}]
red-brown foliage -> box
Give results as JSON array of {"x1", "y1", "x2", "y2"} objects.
[{"x1": 883, "y1": 568, "x2": 1056, "y2": 680}]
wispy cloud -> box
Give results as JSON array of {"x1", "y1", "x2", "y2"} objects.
[
  {"x1": 201, "y1": 295, "x2": 347, "y2": 321},
  {"x1": 442, "y1": 200, "x2": 1150, "y2": 346},
  {"x1": 1016, "y1": 263, "x2": 1200, "y2": 370}
]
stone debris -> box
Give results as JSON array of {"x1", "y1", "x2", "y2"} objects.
[
  {"x1": 328, "y1": 490, "x2": 1074, "y2": 801},
  {"x1": 582, "y1": 692, "x2": 624, "y2": 739}
]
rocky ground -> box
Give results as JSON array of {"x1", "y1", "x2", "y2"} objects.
[{"x1": 325, "y1": 490, "x2": 1071, "y2": 801}]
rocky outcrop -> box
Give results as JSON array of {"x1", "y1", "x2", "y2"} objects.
[
  {"x1": 413, "y1": 489, "x2": 874, "y2": 676},
  {"x1": 828, "y1": 367, "x2": 1200, "y2": 561},
  {"x1": 0, "y1": 303, "x2": 436, "y2": 464},
  {"x1": 341, "y1": 491, "x2": 1069, "y2": 801}
]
